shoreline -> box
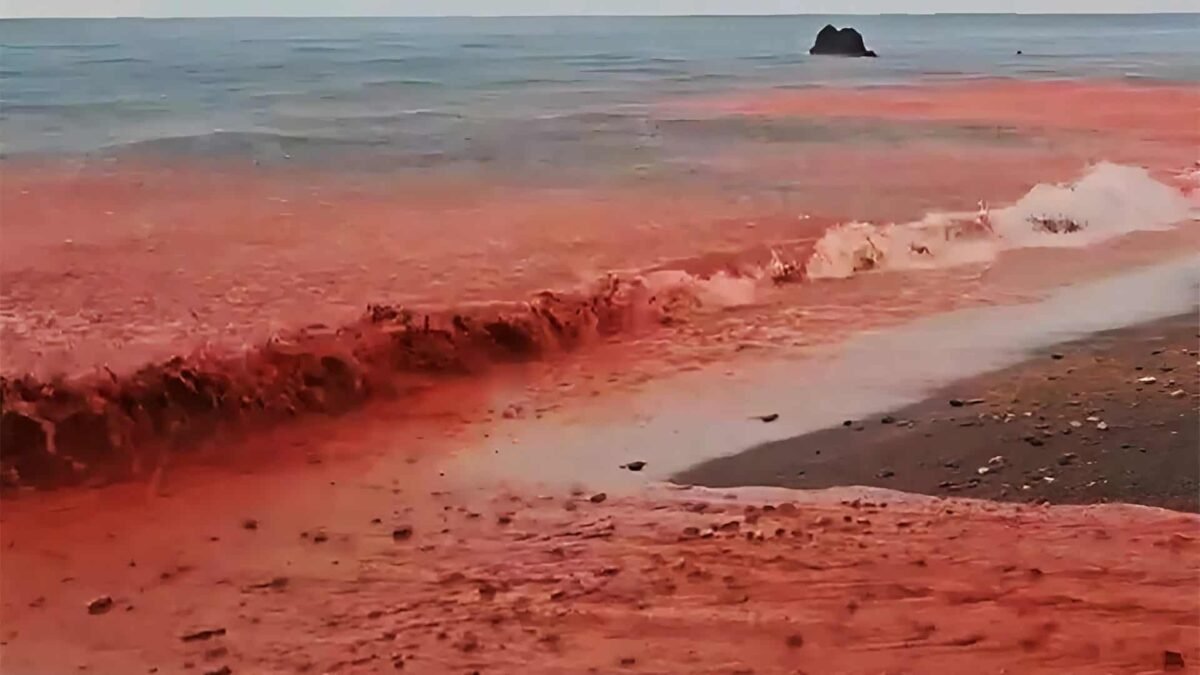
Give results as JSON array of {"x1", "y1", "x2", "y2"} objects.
[{"x1": 674, "y1": 313, "x2": 1199, "y2": 512}]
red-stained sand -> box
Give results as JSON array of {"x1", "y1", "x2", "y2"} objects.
[{"x1": 1, "y1": 456, "x2": 1197, "y2": 674}]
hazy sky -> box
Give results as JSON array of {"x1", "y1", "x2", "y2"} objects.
[{"x1": 2, "y1": 0, "x2": 1195, "y2": 18}]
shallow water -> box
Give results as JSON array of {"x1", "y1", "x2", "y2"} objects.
[{"x1": 442, "y1": 254, "x2": 1199, "y2": 491}]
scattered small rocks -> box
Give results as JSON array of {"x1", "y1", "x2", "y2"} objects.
[{"x1": 86, "y1": 596, "x2": 113, "y2": 615}]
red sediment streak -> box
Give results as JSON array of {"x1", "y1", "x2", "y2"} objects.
[
  {"x1": 0, "y1": 273, "x2": 706, "y2": 490},
  {"x1": 679, "y1": 79, "x2": 1200, "y2": 145}
]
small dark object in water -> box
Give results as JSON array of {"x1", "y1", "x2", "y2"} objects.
[
  {"x1": 1029, "y1": 215, "x2": 1085, "y2": 233},
  {"x1": 809, "y1": 24, "x2": 878, "y2": 57},
  {"x1": 754, "y1": 413, "x2": 780, "y2": 423},
  {"x1": 622, "y1": 461, "x2": 647, "y2": 472}
]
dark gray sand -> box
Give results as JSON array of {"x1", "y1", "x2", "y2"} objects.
[{"x1": 674, "y1": 313, "x2": 1199, "y2": 512}]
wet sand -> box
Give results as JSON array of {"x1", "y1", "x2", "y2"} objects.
[
  {"x1": 675, "y1": 314, "x2": 1199, "y2": 512},
  {"x1": 2, "y1": 469, "x2": 1198, "y2": 675}
]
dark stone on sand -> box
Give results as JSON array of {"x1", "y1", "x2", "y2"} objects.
[
  {"x1": 880, "y1": 415, "x2": 896, "y2": 424},
  {"x1": 1057, "y1": 452, "x2": 1078, "y2": 466},
  {"x1": 392, "y1": 526, "x2": 413, "y2": 541},
  {"x1": 842, "y1": 420, "x2": 853, "y2": 427},
  {"x1": 809, "y1": 24, "x2": 878, "y2": 57},
  {"x1": 622, "y1": 461, "x2": 647, "y2": 472},
  {"x1": 181, "y1": 627, "x2": 227, "y2": 642},
  {"x1": 877, "y1": 469, "x2": 895, "y2": 479},
  {"x1": 241, "y1": 518, "x2": 258, "y2": 531},
  {"x1": 87, "y1": 596, "x2": 114, "y2": 615},
  {"x1": 1164, "y1": 650, "x2": 1185, "y2": 671},
  {"x1": 589, "y1": 492, "x2": 608, "y2": 504},
  {"x1": 949, "y1": 399, "x2": 965, "y2": 407},
  {"x1": 755, "y1": 413, "x2": 779, "y2": 423}
]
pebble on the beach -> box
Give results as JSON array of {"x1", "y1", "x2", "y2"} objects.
[
  {"x1": 86, "y1": 596, "x2": 114, "y2": 615},
  {"x1": 1137, "y1": 376, "x2": 1158, "y2": 384}
]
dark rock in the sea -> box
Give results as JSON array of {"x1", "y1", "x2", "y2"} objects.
[
  {"x1": 622, "y1": 461, "x2": 647, "y2": 472},
  {"x1": 809, "y1": 24, "x2": 877, "y2": 57}
]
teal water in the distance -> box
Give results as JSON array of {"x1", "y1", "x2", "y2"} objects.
[{"x1": 2, "y1": 15, "x2": 1198, "y2": 169}]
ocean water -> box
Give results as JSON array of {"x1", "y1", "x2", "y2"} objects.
[
  {"x1": 0, "y1": 14, "x2": 1198, "y2": 380},
  {"x1": 2, "y1": 14, "x2": 1199, "y2": 171}
]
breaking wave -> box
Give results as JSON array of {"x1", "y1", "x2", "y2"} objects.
[
  {"x1": 806, "y1": 162, "x2": 1196, "y2": 279},
  {"x1": 2, "y1": 161, "x2": 1193, "y2": 490}
]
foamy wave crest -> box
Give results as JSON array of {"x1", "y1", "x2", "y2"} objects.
[
  {"x1": 805, "y1": 162, "x2": 1195, "y2": 280},
  {"x1": 990, "y1": 162, "x2": 1195, "y2": 247}
]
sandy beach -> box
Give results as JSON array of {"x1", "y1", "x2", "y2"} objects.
[{"x1": 677, "y1": 314, "x2": 1199, "y2": 512}]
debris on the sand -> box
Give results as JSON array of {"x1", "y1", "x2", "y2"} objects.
[
  {"x1": 501, "y1": 404, "x2": 524, "y2": 419},
  {"x1": 1069, "y1": 421, "x2": 1082, "y2": 428},
  {"x1": 1169, "y1": 389, "x2": 1186, "y2": 398},
  {"x1": 1096, "y1": 421, "x2": 1109, "y2": 431},
  {"x1": 392, "y1": 526, "x2": 413, "y2": 541},
  {"x1": 785, "y1": 633, "x2": 805, "y2": 648},
  {"x1": 1050, "y1": 353, "x2": 1065, "y2": 360},
  {"x1": 203, "y1": 667, "x2": 232, "y2": 675},
  {"x1": 245, "y1": 576, "x2": 289, "y2": 591},
  {"x1": 1057, "y1": 452, "x2": 1078, "y2": 466},
  {"x1": 621, "y1": 461, "x2": 647, "y2": 471},
  {"x1": 311, "y1": 532, "x2": 328, "y2": 544},
  {"x1": 949, "y1": 399, "x2": 965, "y2": 407},
  {"x1": 753, "y1": 413, "x2": 779, "y2": 423},
  {"x1": 240, "y1": 518, "x2": 258, "y2": 531},
  {"x1": 988, "y1": 455, "x2": 1006, "y2": 466},
  {"x1": 589, "y1": 493, "x2": 608, "y2": 504},
  {"x1": 86, "y1": 596, "x2": 114, "y2": 615},
  {"x1": 977, "y1": 466, "x2": 992, "y2": 475},
  {"x1": 1164, "y1": 650, "x2": 1186, "y2": 671},
  {"x1": 877, "y1": 469, "x2": 895, "y2": 479},
  {"x1": 181, "y1": 627, "x2": 227, "y2": 642},
  {"x1": 1136, "y1": 376, "x2": 1158, "y2": 384},
  {"x1": 880, "y1": 415, "x2": 896, "y2": 424},
  {"x1": 1085, "y1": 416, "x2": 1100, "y2": 422},
  {"x1": 966, "y1": 398, "x2": 985, "y2": 406}
]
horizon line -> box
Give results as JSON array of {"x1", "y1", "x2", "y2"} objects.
[{"x1": 3, "y1": 11, "x2": 1198, "y2": 19}]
